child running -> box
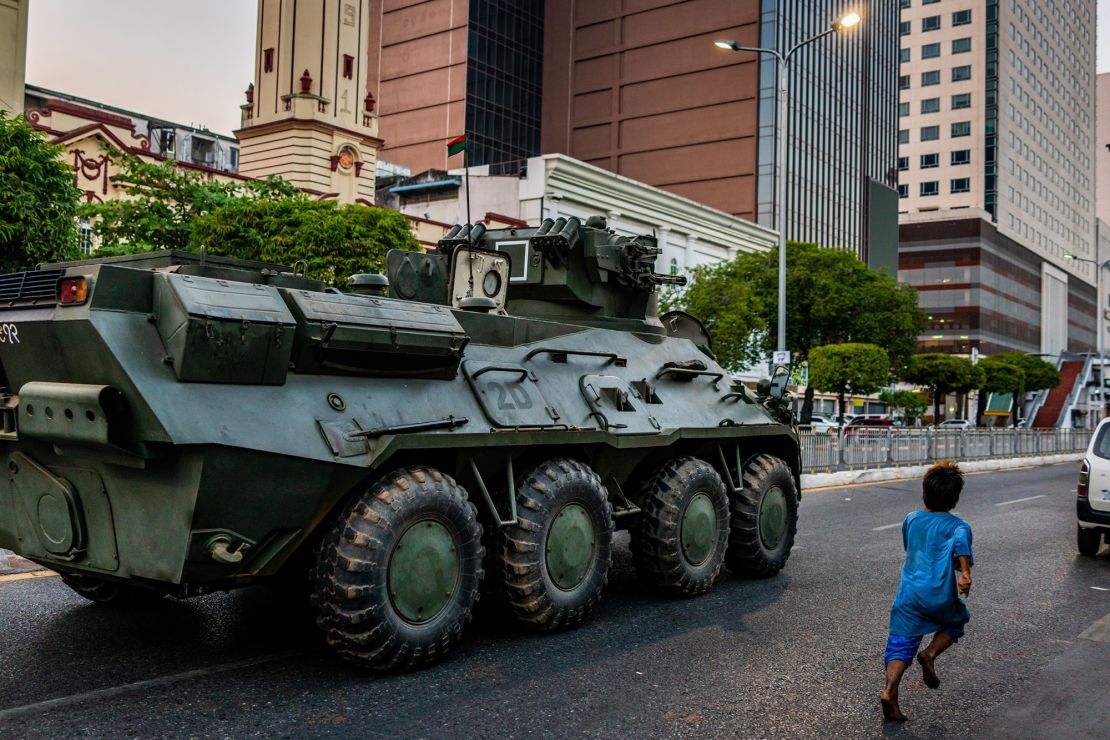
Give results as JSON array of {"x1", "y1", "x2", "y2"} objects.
[{"x1": 881, "y1": 461, "x2": 973, "y2": 722}]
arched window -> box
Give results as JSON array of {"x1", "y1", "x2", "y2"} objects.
[{"x1": 669, "y1": 257, "x2": 678, "y2": 276}]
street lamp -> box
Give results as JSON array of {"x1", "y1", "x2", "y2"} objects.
[
  {"x1": 1064, "y1": 250, "x2": 1110, "y2": 419},
  {"x1": 715, "y1": 10, "x2": 862, "y2": 361}
]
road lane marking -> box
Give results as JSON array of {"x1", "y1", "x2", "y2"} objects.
[
  {"x1": 0, "y1": 570, "x2": 58, "y2": 584},
  {"x1": 1080, "y1": 612, "x2": 1110, "y2": 643},
  {"x1": 1092, "y1": 586, "x2": 1109, "y2": 592},
  {"x1": 0, "y1": 651, "x2": 300, "y2": 720},
  {"x1": 873, "y1": 522, "x2": 902, "y2": 531},
  {"x1": 995, "y1": 495, "x2": 1046, "y2": 507}
]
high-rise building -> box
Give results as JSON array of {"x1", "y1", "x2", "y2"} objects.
[
  {"x1": 369, "y1": 1, "x2": 900, "y2": 262},
  {"x1": 897, "y1": 0, "x2": 1097, "y2": 356},
  {"x1": 0, "y1": 0, "x2": 27, "y2": 116}
]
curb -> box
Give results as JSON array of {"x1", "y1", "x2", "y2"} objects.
[
  {"x1": 801, "y1": 453, "x2": 1083, "y2": 491},
  {"x1": 0, "y1": 548, "x2": 41, "y2": 576}
]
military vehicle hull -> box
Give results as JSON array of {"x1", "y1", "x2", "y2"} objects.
[{"x1": 0, "y1": 227, "x2": 800, "y2": 670}]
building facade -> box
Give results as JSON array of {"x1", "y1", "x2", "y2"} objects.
[
  {"x1": 0, "y1": 0, "x2": 26, "y2": 117},
  {"x1": 897, "y1": 0, "x2": 1097, "y2": 356},
  {"x1": 237, "y1": 0, "x2": 383, "y2": 204},
  {"x1": 368, "y1": 0, "x2": 899, "y2": 260}
]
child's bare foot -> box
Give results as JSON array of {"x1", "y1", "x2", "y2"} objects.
[
  {"x1": 881, "y1": 691, "x2": 907, "y2": 721},
  {"x1": 917, "y1": 651, "x2": 940, "y2": 689}
]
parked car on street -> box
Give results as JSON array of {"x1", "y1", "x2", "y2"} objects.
[
  {"x1": 1077, "y1": 418, "x2": 1110, "y2": 556},
  {"x1": 801, "y1": 414, "x2": 839, "y2": 433},
  {"x1": 843, "y1": 416, "x2": 894, "y2": 435},
  {"x1": 939, "y1": 419, "x2": 973, "y2": 430}
]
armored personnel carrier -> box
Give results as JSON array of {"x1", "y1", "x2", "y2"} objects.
[{"x1": 0, "y1": 215, "x2": 799, "y2": 670}]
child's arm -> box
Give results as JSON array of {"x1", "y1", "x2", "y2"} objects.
[{"x1": 956, "y1": 555, "x2": 972, "y2": 596}]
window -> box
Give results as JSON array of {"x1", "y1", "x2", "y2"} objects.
[
  {"x1": 920, "y1": 181, "x2": 940, "y2": 196},
  {"x1": 898, "y1": 184, "x2": 909, "y2": 198},
  {"x1": 900, "y1": 20, "x2": 911, "y2": 36},
  {"x1": 899, "y1": 129, "x2": 910, "y2": 144},
  {"x1": 922, "y1": 0, "x2": 939, "y2": 4},
  {"x1": 900, "y1": 0, "x2": 911, "y2": 7},
  {"x1": 922, "y1": 16, "x2": 941, "y2": 32},
  {"x1": 951, "y1": 178, "x2": 971, "y2": 193},
  {"x1": 78, "y1": 221, "x2": 92, "y2": 255},
  {"x1": 921, "y1": 126, "x2": 940, "y2": 141},
  {"x1": 899, "y1": 75, "x2": 911, "y2": 90},
  {"x1": 229, "y1": 148, "x2": 239, "y2": 169},
  {"x1": 951, "y1": 149, "x2": 971, "y2": 165},
  {"x1": 920, "y1": 153, "x2": 939, "y2": 168},
  {"x1": 951, "y1": 93, "x2": 972, "y2": 109},
  {"x1": 952, "y1": 37, "x2": 972, "y2": 53},
  {"x1": 921, "y1": 98, "x2": 940, "y2": 114},
  {"x1": 263, "y1": 48, "x2": 274, "y2": 73},
  {"x1": 951, "y1": 121, "x2": 971, "y2": 137},
  {"x1": 953, "y1": 9, "x2": 972, "y2": 25},
  {"x1": 343, "y1": 54, "x2": 354, "y2": 79},
  {"x1": 898, "y1": 156, "x2": 909, "y2": 171},
  {"x1": 900, "y1": 48, "x2": 911, "y2": 63},
  {"x1": 921, "y1": 70, "x2": 940, "y2": 86},
  {"x1": 899, "y1": 102, "x2": 910, "y2": 117},
  {"x1": 922, "y1": 43, "x2": 941, "y2": 59},
  {"x1": 952, "y1": 65, "x2": 972, "y2": 81}
]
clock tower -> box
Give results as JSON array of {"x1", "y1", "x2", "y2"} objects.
[{"x1": 236, "y1": 0, "x2": 381, "y2": 204}]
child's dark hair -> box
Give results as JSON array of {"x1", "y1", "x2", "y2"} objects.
[{"x1": 923, "y1": 461, "x2": 964, "y2": 511}]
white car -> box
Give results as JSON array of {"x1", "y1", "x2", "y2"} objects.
[
  {"x1": 802, "y1": 415, "x2": 839, "y2": 433},
  {"x1": 939, "y1": 419, "x2": 973, "y2": 430},
  {"x1": 1076, "y1": 419, "x2": 1110, "y2": 556}
]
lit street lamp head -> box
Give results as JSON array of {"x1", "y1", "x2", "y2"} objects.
[
  {"x1": 713, "y1": 40, "x2": 739, "y2": 51},
  {"x1": 1064, "y1": 252, "x2": 1076, "y2": 260},
  {"x1": 834, "y1": 12, "x2": 862, "y2": 31}
]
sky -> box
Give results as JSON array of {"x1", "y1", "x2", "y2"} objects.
[{"x1": 23, "y1": 0, "x2": 1110, "y2": 137}]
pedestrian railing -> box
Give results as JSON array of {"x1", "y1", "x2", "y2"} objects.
[{"x1": 798, "y1": 428, "x2": 1093, "y2": 474}]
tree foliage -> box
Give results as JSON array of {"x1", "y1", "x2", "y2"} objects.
[
  {"x1": 669, "y1": 241, "x2": 925, "y2": 420},
  {"x1": 905, "y1": 353, "x2": 977, "y2": 424},
  {"x1": 974, "y1": 353, "x2": 1059, "y2": 425},
  {"x1": 809, "y1": 343, "x2": 890, "y2": 422},
  {"x1": 192, "y1": 199, "x2": 418, "y2": 283},
  {"x1": 0, "y1": 112, "x2": 81, "y2": 271},
  {"x1": 81, "y1": 150, "x2": 299, "y2": 253},
  {"x1": 879, "y1": 390, "x2": 929, "y2": 424},
  {"x1": 991, "y1": 352, "x2": 1060, "y2": 392},
  {"x1": 80, "y1": 149, "x2": 419, "y2": 283}
]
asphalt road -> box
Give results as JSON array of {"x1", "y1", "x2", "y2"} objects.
[{"x1": 1, "y1": 462, "x2": 1107, "y2": 739}]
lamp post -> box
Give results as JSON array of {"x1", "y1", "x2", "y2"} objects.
[
  {"x1": 715, "y1": 11, "x2": 862, "y2": 360},
  {"x1": 1065, "y1": 249, "x2": 1110, "y2": 424}
]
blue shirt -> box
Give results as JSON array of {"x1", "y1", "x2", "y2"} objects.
[{"x1": 889, "y1": 510, "x2": 974, "y2": 637}]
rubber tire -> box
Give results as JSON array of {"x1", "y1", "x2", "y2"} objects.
[
  {"x1": 631, "y1": 457, "x2": 730, "y2": 596},
  {"x1": 60, "y1": 573, "x2": 163, "y2": 606},
  {"x1": 1078, "y1": 525, "x2": 1103, "y2": 557},
  {"x1": 725, "y1": 454, "x2": 799, "y2": 578},
  {"x1": 499, "y1": 458, "x2": 613, "y2": 631},
  {"x1": 312, "y1": 466, "x2": 484, "y2": 671}
]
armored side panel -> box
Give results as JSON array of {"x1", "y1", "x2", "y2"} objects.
[
  {"x1": 281, "y1": 289, "x2": 469, "y2": 379},
  {"x1": 152, "y1": 273, "x2": 295, "y2": 385}
]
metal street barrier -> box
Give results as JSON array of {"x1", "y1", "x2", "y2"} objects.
[{"x1": 798, "y1": 428, "x2": 1093, "y2": 474}]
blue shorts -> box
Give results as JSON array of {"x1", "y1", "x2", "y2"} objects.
[{"x1": 884, "y1": 627, "x2": 965, "y2": 665}]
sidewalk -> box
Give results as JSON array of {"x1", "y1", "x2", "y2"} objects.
[
  {"x1": 802, "y1": 452, "x2": 1082, "y2": 490},
  {"x1": 0, "y1": 548, "x2": 39, "y2": 575}
]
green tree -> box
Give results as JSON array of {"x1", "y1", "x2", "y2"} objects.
[
  {"x1": 879, "y1": 390, "x2": 929, "y2": 425},
  {"x1": 192, "y1": 198, "x2": 419, "y2": 283},
  {"x1": 808, "y1": 343, "x2": 890, "y2": 422},
  {"x1": 0, "y1": 112, "x2": 81, "y2": 271},
  {"x1": 80, "y1": 149, "x2": 299, "y2": 253},
  {"x1": 976, "y1": 355, "x2": 1026, "y2": 426},
  {"x1": 905, "y1": 353, "x2": 977, "y2": 424},
  {"x1": 670, "y1": 242, "x2": 925, "y2": 421}
]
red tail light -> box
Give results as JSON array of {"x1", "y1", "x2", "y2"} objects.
[
  {"x1": 57, "y1": 277, "x2": 88, "y2": 305},
  {"x1": 1078, "y1": 459, "x2": 1090, "y2": 498}
]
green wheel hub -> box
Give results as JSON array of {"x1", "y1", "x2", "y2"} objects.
[
  {"x1": 545, "y1": 503, "x2": 596, "y2": 590},
  {"x1": 388, "y1": 518, "x2": 459, "y2": 624},
  {"x1": 681, "y1": 493, "x2": 717, "y2": 565},
  {"x1": 759, "y1": 485, "x2": 788, "y2": 549}
]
